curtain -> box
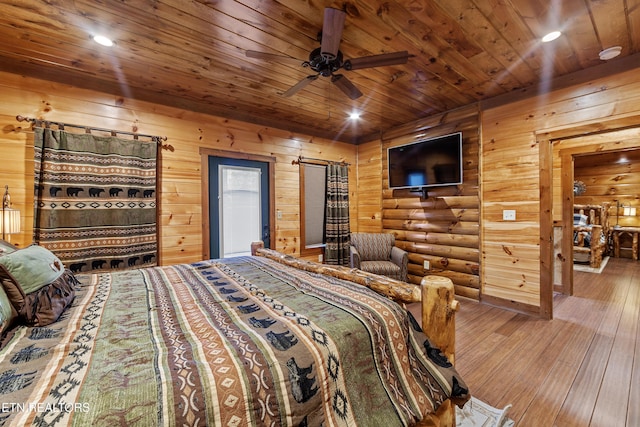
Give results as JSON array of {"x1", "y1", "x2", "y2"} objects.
[
  {"x1": 33, "y1": 128, "x2": 158, "y2": 273},
  {"x1": 324, "y1": 163, "x2": 350, "y2": 265}
]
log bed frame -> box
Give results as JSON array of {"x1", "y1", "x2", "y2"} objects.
[
  {"x1": 573, "y1": 203, "x2": 610, "y2": 268},
  {"x1": 251, "y1": 241, "x2": 459, "y2": 427}
]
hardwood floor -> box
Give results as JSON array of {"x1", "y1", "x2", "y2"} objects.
[{"x1": 448, "y1": 257, "x2": 639, "y2": 426}]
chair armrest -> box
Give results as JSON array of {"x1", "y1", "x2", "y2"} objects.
[
  {"x1": 391, "y1": 246, "x2": 408, "y2": 282},
  {"x1": 390, "y1": 246, "x2": 408, "y2": 266},
  {"x1": 350, "y1": 246, "x2": 361, "y2": 269}
]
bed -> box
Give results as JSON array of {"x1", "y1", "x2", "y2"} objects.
[
  {"x1": 573, "y1": 203, "x2": 610, "y2": 268},
  {"x1": 0, "y1": 241, "x2": 468, "y2": 426}
]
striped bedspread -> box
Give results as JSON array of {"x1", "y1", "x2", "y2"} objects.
[{"x1": 0, "y1": 256, "x2": 468, "y2": 426}]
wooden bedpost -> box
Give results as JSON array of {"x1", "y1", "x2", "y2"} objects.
[
  {"x1": 250, "y1": 240, "x2": 264, "y2": 255},
  {"x1": 421, "y1": 275, "x2": 458, "y2": 364},
  {"x1": 420, "y1": 275, "x2": 458, "y2": 427}
]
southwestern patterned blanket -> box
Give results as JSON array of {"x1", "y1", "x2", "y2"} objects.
[{"x1": 0, "y1": 256, "x2": 468, "y2": 426}]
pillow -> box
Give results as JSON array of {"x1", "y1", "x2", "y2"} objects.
[
  {"x1": 0, "y1": 239, "x2": 18, "y2": 256},
  {"x1": 0, "y1": 245, "x2": 76, "y2": 327},
  {"x1": 0, "y1": 245, "x2": 65, "y2": 294},
  {"x1": 0, "y1": 285, "x2": 18, "y2": 338},
  {"x1": 573, "y1": 214, "x2": 588, "y2": 226}
]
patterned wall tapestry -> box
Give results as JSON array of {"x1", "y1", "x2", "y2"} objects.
[{"x1": 33, "y1": 127, "x2": 158, "y2": 273}]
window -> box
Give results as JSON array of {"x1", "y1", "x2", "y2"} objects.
[{"x1": 300, "y1": 163, "x2": 326, "y2": 256}]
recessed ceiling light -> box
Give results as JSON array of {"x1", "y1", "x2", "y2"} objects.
[
  {"x1": 93, "y1": 35, "x2": 114, "y2": 47},
  {"x1": 617, "y1": 155, "x2": 629, "y2": 164},
  {"x1": 599, "y1": 46, "x2": 622, "y2": 61},
  {"x1": 541, "y1": 31, "x2": 562, "y2": 43},
  {"x1": 349, "y1": 112, "x2": 360, "y2": 120}
]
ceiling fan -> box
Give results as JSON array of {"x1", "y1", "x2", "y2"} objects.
[{"x1": 245, "y1": 7, "x2": 411, "y2": 100}]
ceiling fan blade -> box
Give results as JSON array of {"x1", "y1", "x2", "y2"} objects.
[
  {"x1": 344, "y1": 51, "x2": 411, "y2": 70},
  {"x1": 245, "y1": 50, "x2": 304, "y2": 66},
  {"x1": 320, "y1": 8, "x2": 346, "y2": 60},
  {"x1": 282, "y1": 75, "x2": 319, "y2": 97},
  {"x1": 331, "y1": 74, "x2": 363, "y2": 100}
]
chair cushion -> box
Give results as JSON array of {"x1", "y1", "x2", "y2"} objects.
[
  {"x1": 350, "y1": 233, "x2": 394, "y2": 261},
  {"x1": 360, "y1": 261, "x2": 402, "y2": 280}
]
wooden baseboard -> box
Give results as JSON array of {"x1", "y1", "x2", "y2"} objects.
[{"x1": 480, "y1": 294, "x2": 540, "y2": 317}]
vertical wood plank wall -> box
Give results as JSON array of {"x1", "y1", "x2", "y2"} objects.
[
  {"x1": 0, "y1": 71, "x2": 357, "y2": 264},
  {"x1": 482, "y1": 67, "x2": 640, "y2": 314},
  {"x1": 355, "y1": 140, "x2": 384, "y2": 233},
  {"x1": 379, "y1": 105, "x2": 481, "y2": 300}
]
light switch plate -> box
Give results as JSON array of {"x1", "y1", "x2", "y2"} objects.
[
  {"x1": 423, "y1": 260, "x2": 430, "y2": 270},
  {"x1": 503, "y1": 209, "x2": 516, "y2": 221}
]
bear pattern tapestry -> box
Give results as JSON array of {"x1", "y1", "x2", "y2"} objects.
[{"x1": 33, "y1": 127, "x2": 158, "y2": 273}]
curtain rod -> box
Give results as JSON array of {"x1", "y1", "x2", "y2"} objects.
[
  {"x1": 16, "y1": 115, "x2": 174, "y2": 152},
  {"x1": 292, "y1": 156, "x2": 350, "y2": 166}
]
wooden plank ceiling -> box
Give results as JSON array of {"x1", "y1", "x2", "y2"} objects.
[{"x1": 0, "y1": 0, "x2": 638, "y2": 143}]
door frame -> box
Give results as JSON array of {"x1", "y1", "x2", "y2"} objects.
[
  {"x1": 538, "y1": 115, "x2": 640, "y2": 319},
  {"x1": 210, "y1": 159, "x2": 270, "y2": 259},
  {"x1": 199, "y1": 148, "x2": 276, "y2": 259}
]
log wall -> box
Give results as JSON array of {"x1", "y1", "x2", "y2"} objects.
[
  {"x1": 379, "y1": 105, "x2": 481, "y2": 300},
  {"x1": 0, "y1": 71, "x2": 357, "y2": 264}
]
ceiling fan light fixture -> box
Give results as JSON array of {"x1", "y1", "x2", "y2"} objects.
[
  {"x1": 541, "y1": 31, "x2": 561, "y2": 43},
  {"x1": 599, "y1": 46, "x2": 622, "y2": 60}
]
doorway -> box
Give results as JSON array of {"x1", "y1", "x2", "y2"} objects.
[
  {"x1": 540, "y1": 121, "x2": 640, "y2": 317},
  {"x1": 200, "y1": 149, "x2": 275, "y2": 260}
]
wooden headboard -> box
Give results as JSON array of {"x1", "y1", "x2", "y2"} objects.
[{"x1": 574, "y1": 203, "x2": 611, "y2": 236}]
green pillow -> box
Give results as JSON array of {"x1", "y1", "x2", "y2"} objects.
[
  {"x1": 0, "y1": 239, "x2": 17, "y2": 255},
  {"x1": 0, "y1": 245, "x2": 65, "y2": 294},
  {"x1": 0, "y1": 286, "x2": 15, "y2": 336}
]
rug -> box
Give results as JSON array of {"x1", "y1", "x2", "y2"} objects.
[
  {"x1": 573, "y1": 256, "x2": 609, "y2": 274},
  {"x1": 456, "y1": 397, "x2": 514, "y2": 427}
]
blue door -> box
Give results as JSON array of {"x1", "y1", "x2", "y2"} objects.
[{"x1": 209, "y1": 157, "x2": 270, "y2": 258}]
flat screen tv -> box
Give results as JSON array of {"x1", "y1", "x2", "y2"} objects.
[{"x1": 388, "y1": 132, "x2": 463, "y2": 189}]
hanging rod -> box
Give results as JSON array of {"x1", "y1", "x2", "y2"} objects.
[
  {"x1": 15, "y1": 115, "x2": 174, "y2": 152},
  {"x1": 292, "y1": 155, "x2": 350, "y2": 166}
]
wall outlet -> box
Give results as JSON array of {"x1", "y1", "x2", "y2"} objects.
[
  {"x1": 502, "y1": 209, "x2": 516, "y2": 221},
  {"x1": 277, "y1": 210, "x2": 282, "y2": 219},
  {"x1": 423, "y1": 260, "x2": 430, "y2": 270},
  {"x1": 318, "y1": 254, "x2": 323, "y2": 263}
]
